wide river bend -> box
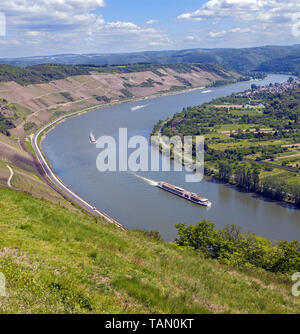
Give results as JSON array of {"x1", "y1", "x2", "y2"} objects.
[{"x1": 43, "y1": 74, "x2": 300, "y2": 241}]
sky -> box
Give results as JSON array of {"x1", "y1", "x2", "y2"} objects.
[{"x1": 0, "y1": 0, "x2": 300, "y2": 58}]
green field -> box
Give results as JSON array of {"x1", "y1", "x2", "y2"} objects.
[{"x1": 158, "y1": 85, "x2": 300, "y2": 205}]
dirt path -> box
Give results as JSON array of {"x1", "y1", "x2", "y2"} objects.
[
  {"x1": 6, "y1": 165, "x2": 14, "y2": 188},
  {"x1": 243, "y1": 158, "x2": 300, "y2": 173},
  {"x1": 276, "y1": 153, "x2": 300, "y2": 160}
]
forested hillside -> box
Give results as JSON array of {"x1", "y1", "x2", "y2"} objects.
[{"x1": 1, "y1": 44, "x2": 300, "y2": 74}]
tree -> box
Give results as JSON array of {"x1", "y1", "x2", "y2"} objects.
[
  {"x1": 218, "y1": 160, "x2": 232, "y2": 182},
  {"x1": 251, "y1": 167, "x2": 260, "y2": 192},
  {"x1": 175, "y1": 221, "x2": 224, "y2": 258}
]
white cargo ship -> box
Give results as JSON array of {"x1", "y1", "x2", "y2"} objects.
[{"x1": 157, "y1": 182, "x2": 211, "y2": 207}]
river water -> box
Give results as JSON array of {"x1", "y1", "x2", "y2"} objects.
[{"x1": 43, "y1": 74, "x2": 300, "y2": 241}]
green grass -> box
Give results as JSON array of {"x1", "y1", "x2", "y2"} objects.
[
  {"x1": 0, "y1": 64, "x2": 90, "y2": 86},
  {"x1": 216, "y1": 124, "x2": 262, "y2": 131},
  {"x1": 0, "y1": 187, "x2": 299, "y2": 314},
  {"x1": 229, "y1": 109, "x2": 261, "y2": 116}
]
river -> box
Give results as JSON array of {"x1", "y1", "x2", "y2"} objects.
[{"x1": 42, "y1": 74, "x2": 300, "y2": 241}]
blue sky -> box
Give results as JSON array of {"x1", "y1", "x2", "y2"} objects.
[{"x1": 0, "y1": 0, "x2": 300, "y2": 58}]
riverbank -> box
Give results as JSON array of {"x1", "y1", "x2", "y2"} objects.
[
  {"x1": 41, "y1": 73, "x2": 299, "y2": 242},
  {"x1": 155, "y1": 79, "x2": 300, "y2": 209},
  {"x1": 153, "y1": 119, "x2": 300, "y2": 208},
  {"x1": 25, "y1": 81, "x2": 226, "y2": 227},
  {"x1": 34, "y1": 72, "x2": 253, "y2": 150},
  {"x1": 26, "y1": 80, "x2": 243, "y2": 220}
]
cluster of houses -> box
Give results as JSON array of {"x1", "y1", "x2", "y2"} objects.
[
  {"x1": 213, "y1": 100, "x2": 265, "y2": 110},
  {"x1": 231, "y1": 79, "x2": 300, "y2": 110},
  {"x1": 243, "y1": 101, "x2": 265, "y2": 109},
  {"x1": 213, "y1": 79, "x2": 300, "y2": 111},
  {"x1": 235, "y1": 79, "x2": 300, "y2": 99}
]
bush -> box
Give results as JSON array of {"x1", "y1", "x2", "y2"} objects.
[
  {"x1": 175, "y1": 220, "x2": 300, "y2": 274},
  {"x1": 24, "y1": 122, "x2": 37, "y2": 132},
  {"x1": 135, "y1": 229, "x2": 163, "y2": 242}
]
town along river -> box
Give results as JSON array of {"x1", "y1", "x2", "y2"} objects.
[{"x1": 43, "y1": 74, "x2": 300, "y2": 241}]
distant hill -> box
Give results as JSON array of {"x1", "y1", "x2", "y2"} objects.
[
  {"x1": 0, "y1": 64, "x2": 90, "y2": 86},
  {"x1": 257, "y1": 55, "x2": 300, "y2": 74},
  {"x1": 0, "y1": 62, "x2": 240, "y2": 86},
  {"x1": 1, "y1": 44, "x2": 300, "y2": 74},
  {"x1": 0, "y1": 62, "x2": 243, "y2": 137}
]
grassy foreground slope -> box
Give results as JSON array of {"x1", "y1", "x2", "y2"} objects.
[{"x1": 0, "y1": 187, "x2": 299, "y2": 314}]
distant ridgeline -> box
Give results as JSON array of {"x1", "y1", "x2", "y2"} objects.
[
  {"x1": 0, "y1": 64, "x2": 90, "y2": 86},
  {"x1": 0, "y1": 62, "x2": 242, "y2": 86},
  {"x1": 1, "y1": 44, "x2": 300, "y2": 74}
]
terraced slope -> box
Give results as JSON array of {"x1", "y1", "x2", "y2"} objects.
[
  {"x1": 0, "y1": 63, "x2": 243, "y2": 136},
  {"x1": 0, "y1": 133, "x2": 74, "y2": 209}
]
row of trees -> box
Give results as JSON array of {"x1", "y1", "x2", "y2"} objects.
[
  {"x1": 216, "y1": 159, "x2": 300, "y2": 206},
  {"x1": 0, "y1": 114, "x2": 14, "y2": 135},
  {"x1": 218, "y1": 160, "x2": 260, "y2": 191}
]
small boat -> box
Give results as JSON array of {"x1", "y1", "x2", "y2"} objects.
[
  {"x1": 89, "y1": 132, "x2": 96, "y2": 144},
  {"x1": 157, "y1": 181, "x2": 211, "y2": 207}
]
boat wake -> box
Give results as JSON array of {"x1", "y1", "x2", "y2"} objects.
[
  {"x1": 129, "y1": 172, "x2": 158, "y2": 186},
  {"x1": 131, "y1": 104, "x2": 149, "y2": 112},
  {"x1": 201, "y1": 90, "x2": 212, "y2": 94}
]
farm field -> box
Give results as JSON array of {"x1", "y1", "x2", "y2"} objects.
[{"x1": 158, "y1": 81, "x2": 300, "y2": 205}]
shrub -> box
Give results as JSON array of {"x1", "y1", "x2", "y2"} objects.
[{"x1": 175, "y1": 220, "x2": 300, "y2": 274}]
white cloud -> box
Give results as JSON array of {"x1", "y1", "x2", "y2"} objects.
[
  {"x1": 26, "y1": 31, "x2": 43, "y2": 37},
  {"x1": 178, "y1": 0, "x2": 300, "y2": 39},
  {"x1": 209, "y1": 27, "x2": 254, "y2": 38},
  {"x1": 179, "y1": 0, "x2": 255, "y2": 21},
  {"x1": 146, "y1": 19, "x2": 158, "y2": 25},
  {"x1": 0, "y1": 39, "x2": 19, "y2": 45},
  {"x1": 149, "y1": 41, "x2": 163, "y2": 46},
  {"x1": 177, "y1": 0, "x2": 300, "y2": 23},
  {"x1": 291, "y1": 13, "x2": 300, "y2": 37},
  {"x1": 185, "y1": 36, "x2": 196, "y2": 41},
  {"x1": 1, "y1": 0, "x2": 106, "y2": 29},
  {"x1": 0, "y1": 0, "x2": 171, "y2": 55},
  {"x1": 178, "y1": 0, "x2": 271, "y2": 21}
]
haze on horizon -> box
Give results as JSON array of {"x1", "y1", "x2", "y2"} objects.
[{"x1": 0, "y1": 0, "x2": 300, "y2": 58}]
